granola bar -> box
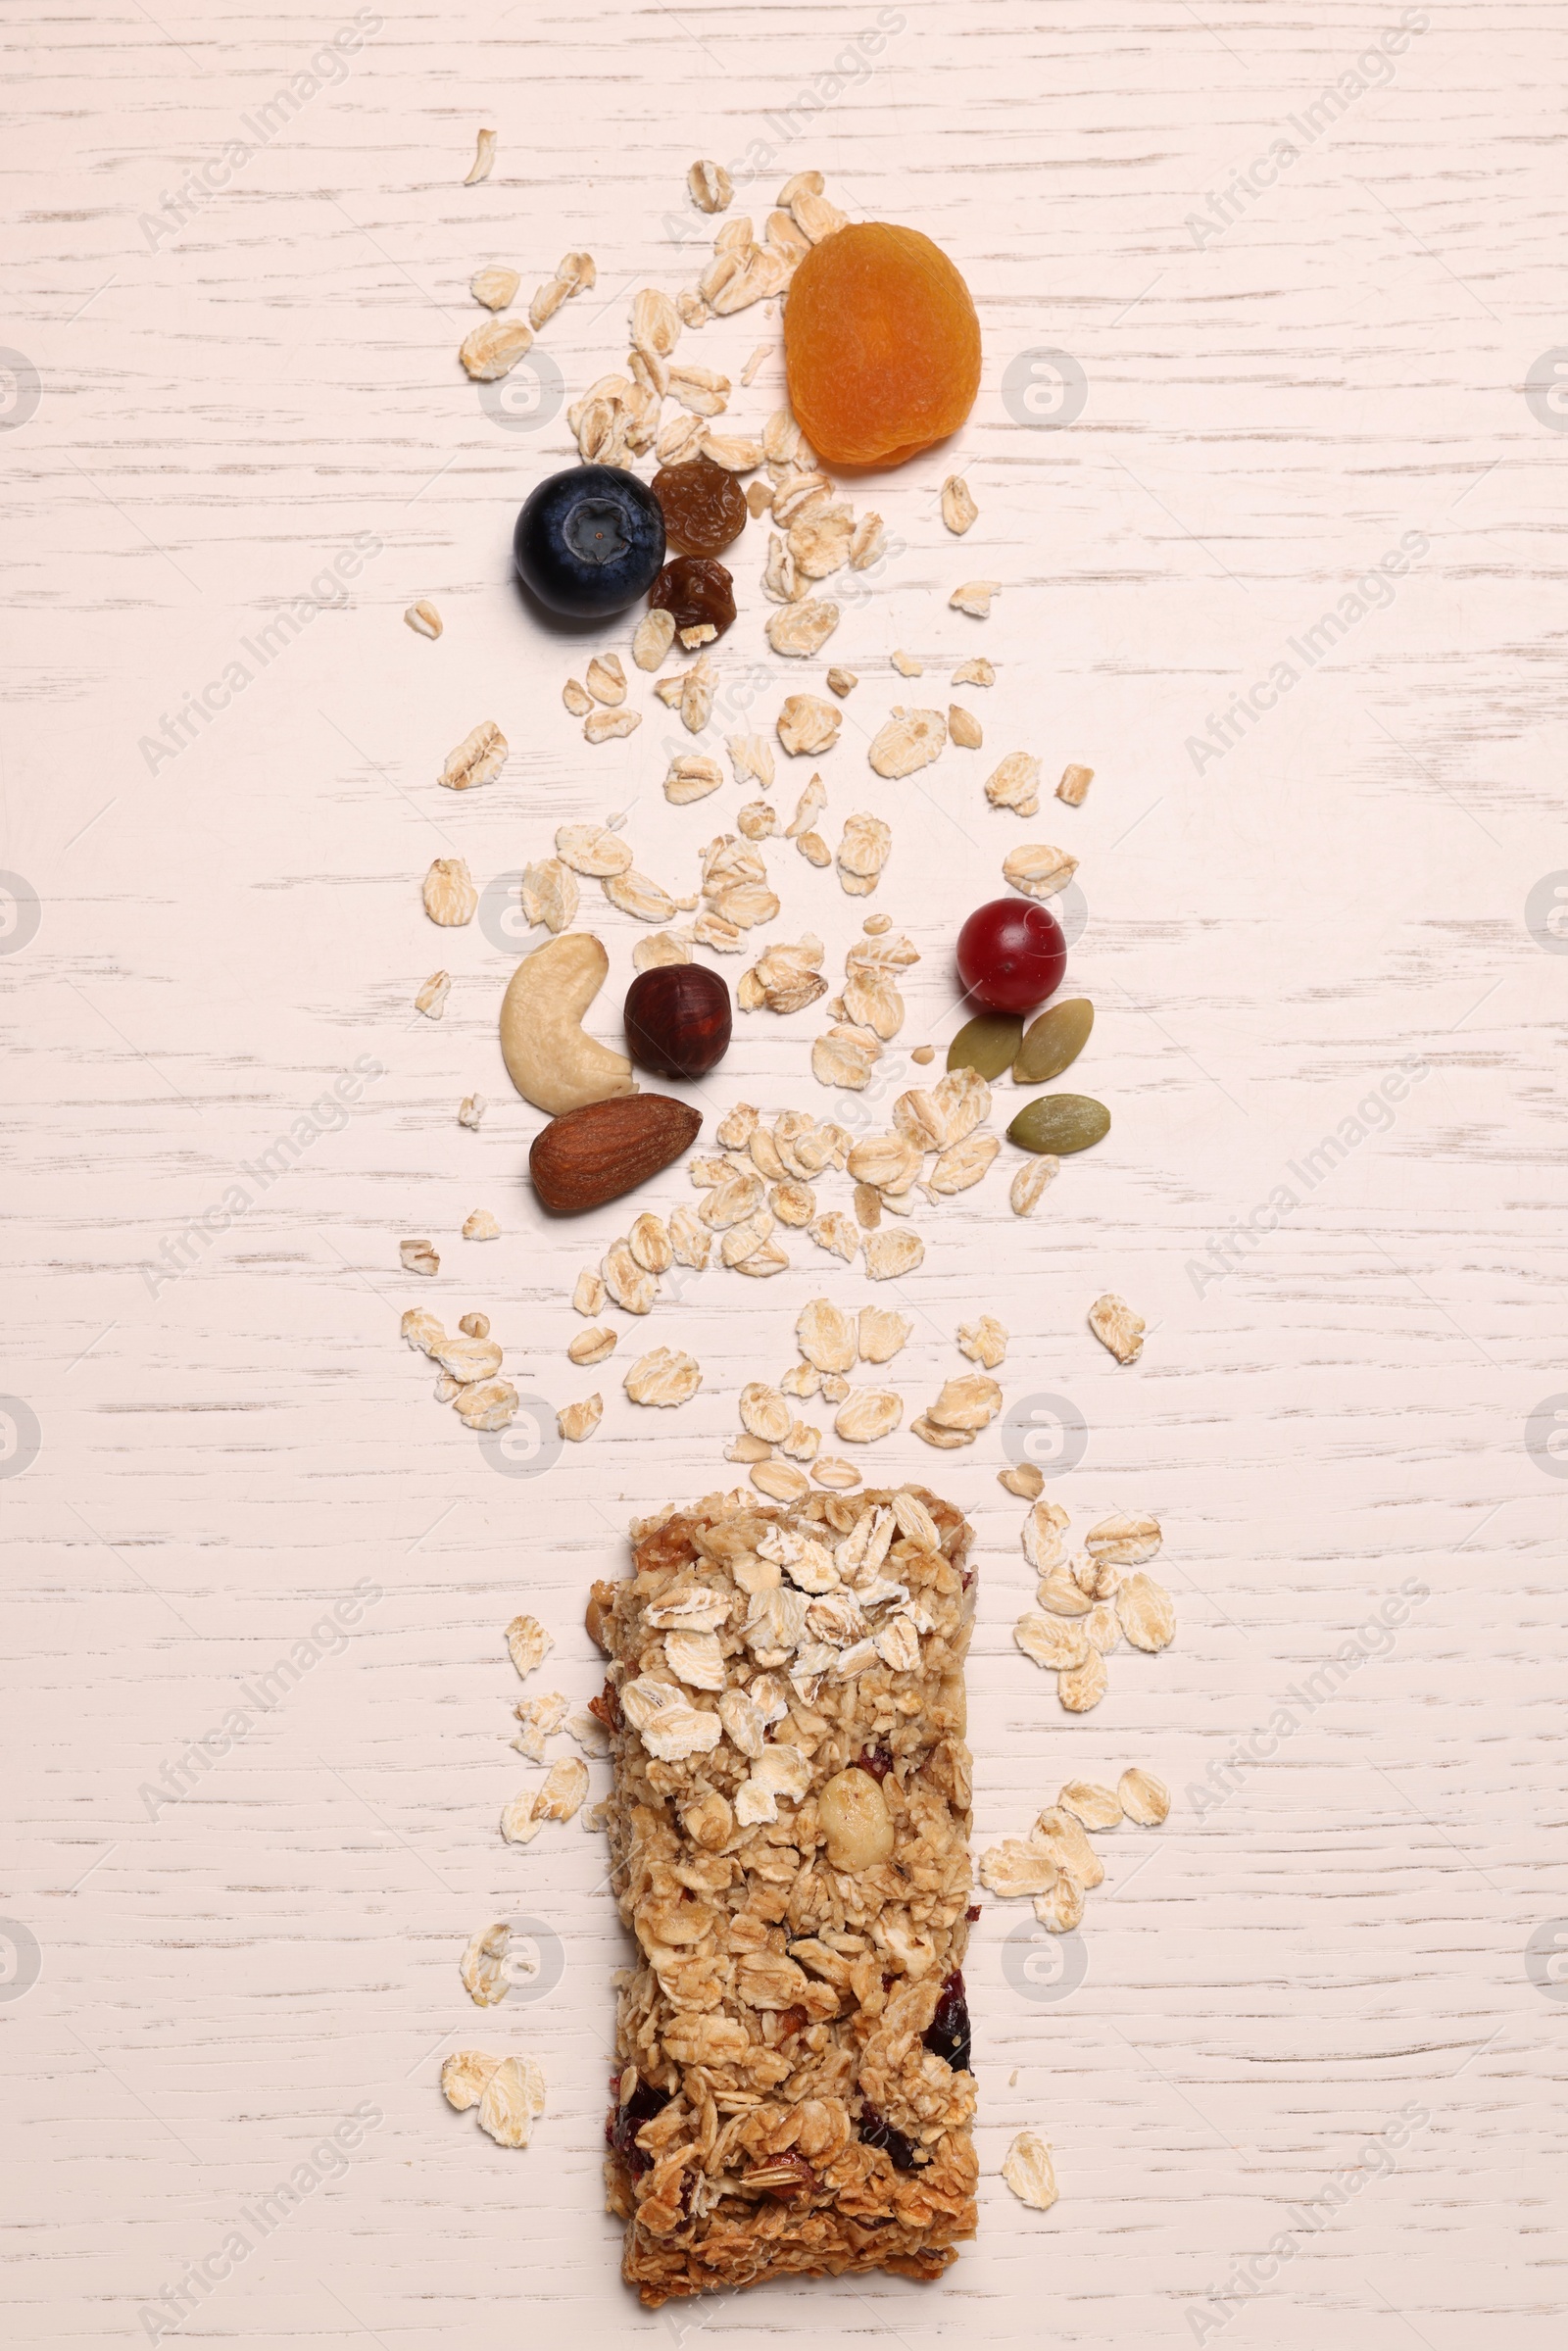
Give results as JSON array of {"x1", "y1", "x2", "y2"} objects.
[{"x1": 588, "y1": 1483, "x2": 978, "y2": 2307}]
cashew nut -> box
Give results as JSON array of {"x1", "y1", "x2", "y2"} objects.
[{"x1": 500, "y1": 932, "x2": 636, "y2": 1115}]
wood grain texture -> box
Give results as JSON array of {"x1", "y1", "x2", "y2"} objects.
[{"x1": 2, "y1": 1, "x2": 1564, "y2": 2343}]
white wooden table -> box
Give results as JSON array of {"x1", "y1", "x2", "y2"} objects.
[{"x1": 3, "y1": 3, "x2": 1564, "y2": 2343}]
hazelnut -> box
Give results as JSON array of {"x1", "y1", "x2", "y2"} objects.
[
  {"x1": 817, "y1": 1766, "x2": 895, "y2": 1873},
  {"x1": 623, "y1": 963, "x2": 732, "y2": 1080}
]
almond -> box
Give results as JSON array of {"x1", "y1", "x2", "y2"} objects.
[{"x1": 529, "y1": 1095, "x2": 702, "y2": 1216}]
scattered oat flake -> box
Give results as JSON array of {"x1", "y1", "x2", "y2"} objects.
[
  {"x1": 558, "y1": 1394, "x2": 603, "y2": 1443},
  {"x1": 633, "y1": 609, "x2": 676, "y2": 671},
  {"x1": 458, "y1": 1094, "x2": 485, "y2": 1130},
  {"x1": 476, "y1": 2053, "x2": 548, "y2": 2151},
  {"x1": 463, "y1": 1209, "x2": 500, "y2": 1241},
  {"x1": 1004, "y1": 842, "x2": 1078, "y2": 900},
  {"x1": 1002, "y1": 2131, "x2": 1058, "y2": 2212},
  {"x1": 928, "y1": 1373, "x2": 1003, "y2": 1432},
  {"x1": 941, "y1": 475, "x2": 979, "y2": 535},
  {"x1": 1086, "y1": 1512, "x2": 1162, "y2": 1566},
  {"x1": 442, "y1": 2049, "x2": 502, "y2": 2111},
  {"x1": 1011, "y1": 1154, "x2": 1058, "y2": 1216},
  {"x1": 1119, "y1": 1767, "x2": 1170, "y2": 1826},
  {"x1": 1089, "y1": 1293, "x2": 1145, "y2": 1365},
  {"x1": 1116, "y1": 1572, "x2": 1176, "y2": 1652},
  {"x1": 562, "y1": 677, "x2": 593, "y2": 716},
  {"x1": 808, "y1": 1209, "x2": 859, "y2": 1262},
  {"x1": 688, "y1": 158, "x2": 733, "y2": 213},
  {"x1": 849, "y1": 513, "x2": 885, "y2": 568},
  {"x1": 459, "y1": 317, "x2": 533, "y2": 381},
  {"x1": 1058, "y1": 1648, "x2": 1108, "y2": 1712},
  {"x1": 567, "y1": 1325, "x2": 616, "y2": 1367},
  {"x1": 951, "y1": 580, "x2": 1000, "y2": 617},
  {"x1": 834, "y1": 1388, "x2": 903, "y2": 1444},
  {"x1": 767, "y1": 600, "x2": 839, "y2": 659},
  {"x1": 862, "y1": 1228, "x2": 923, "y2": 1282},
  {"x1": 1057, "y1": 763, "x2": 1094, "y2": 807},
  {"x1": 454, "y1": 1379, "x2": 518, "y2": 1431},
  {"x1": 625, "y1": 1347, "x2": 702, "y2": 1406},
  {"x1": 465, "y1": 127, "x2": 497, "y2": 185},
  {"x1": 415, "y1": 970, "x2": 451, "y2": 1019},
  {"x1": 585, "y1": 707, "x2": 641, "y2": 746},
  {"x1": 826, "y1": 666, "x2": 858, "y2": 698},
  {"x1": 1058, "y1": 1779, "x2": 1123, "y2": 1831},
  {"x1": 681, "y1": 656, "x2": 716, "y2": 733},
  {"x1": 812, "y1": 1455, "x2": 861, "y2": 1490},
  {"x1": 604, "y1": 869, "x2": 676, "y2": 922},
  {"x1": 979, "y1": 1837, "x2": 1059, "y2": 1898},
  {"x1": 703, "y1": 432, "x2": 762, "y2": 470},
  {"x1": 628, "y1": 1212, "x2": 673, "y2": 1273},
  {"x1": 1035, "y1": 1873, "x2": 1086, "y2": 1933},
  {"x1": 891, "y1": 650, "x2": 922, "y2": 677},
  {"x1": 400, "y1": 1239, "x2": 439, "y2": 1277},
  {"x1": 868, "y1": 707, "x2": 946, "y2": 780},
  {"x1": 928, "y1": 1133, "x2": 1000, "y2": 1195},
  {"x1": 585, "y1": 653, "x2": 626, "y2": 706},
  {"x1": 1000, "y1": 1462, "x2": 1045, "y2": 1499},
  {"x1": 520, "y1": 857, "x2": 579, "y2": 935},
  {"x1": 752, "y1": 1459, "x2": 810, "y2": 1503},
  {"x1": 777, "y1": 694, "x2": 841, "y2": 758},
  {"x1": 460, "y1": 1921, "x2": 510, "y2": 2006},
  {"x1": 985, "y1": 753, "x2": 1042, "y2": 816},
  {"x1": 405, "y1": 599, "x2": 443, "y2": 639},
  {"x1": 441, "y1": 721, "x2": 507, "y2": 791},
  {"x1": 505, "y1": 1614, "x2": 553, "y2": 1680},
  {"x1": 664, "y1": 752, "x2": 724, "y2": 806},
  {"x1": 954, "y1": 656, "x2": 995, "y2": 687},
  {"x1": 810, "y1": 1026, "x2": 882, "y2": 1093},
  {"x1": 957, "y1": 1315, "x2": 1008, "y2": 1369},
  {"x1": 469, "y1": 265, "x2": 519, "y2": 312}
]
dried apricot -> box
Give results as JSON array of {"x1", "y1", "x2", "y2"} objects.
[
  {"x1": 649, "y1": 556, "x2": 736, "y2": 640},
  {"x1": 784, "y1": 222, "x2": 981, "y2": 468},
  {"x1": 652, "y1": 454, "x2": 747, "y2": 556}
]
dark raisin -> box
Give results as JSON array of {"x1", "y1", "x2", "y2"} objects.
[
  {"x1": 776, "y1": 2003, "x2": 808, "y2": 2040},
  {"x1": 858, "y1": 2101, "x2": 917, "y2": 2172},
  {"x1": 649, "y1": 555, "x2": 736, "y2": 640},
  {"x1": 609, "y1": 2080, "x2": 671, "y2": 2179},
  {"x1": 856, "y1": 1744, "x2": 895, "y2": 1781},
  {"x1": 652, "y1": 453, "x2": 748, "y2": 556},
  {"x1": 965, "y1": 1903, "x2": 982, "y2": 1924},
  {"x1": 923, "y1": 1968, "x2": 972, "y2": 2074}
]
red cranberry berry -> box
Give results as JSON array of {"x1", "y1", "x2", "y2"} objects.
[{"x1": 956, "y1": 897, "x2": 1066, "y2": 1015}]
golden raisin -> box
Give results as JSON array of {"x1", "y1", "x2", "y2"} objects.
[
  {"x1": 651, "y1": 454, "x2": 748, "y2": 556},
  {"x1": 784, "y1": 222, "x2": 981, "y2": 468}
]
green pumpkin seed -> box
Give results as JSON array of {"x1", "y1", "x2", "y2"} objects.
[
  {"x1": 1013, "y1": 999, "x2": 1093, "y2": 1085},
  {"x1": 1006, "y1": 1093, "x2": 1110, "y2": 1155},
  {"x1": 947, "y1": 1012, "x2": 1024, "y2": 1079}
]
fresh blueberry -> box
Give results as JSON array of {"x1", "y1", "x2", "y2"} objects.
[{"x1": 514, "y1": 465, "x2": 666, "y2": 618}]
